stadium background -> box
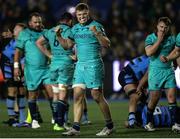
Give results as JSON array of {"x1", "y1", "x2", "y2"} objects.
[{"x1": 0, "y1": 0, "x2": 180, "y2": 99}]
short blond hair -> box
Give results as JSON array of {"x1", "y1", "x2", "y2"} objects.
[{"x1": 75, "y1": 3, "x2": 89, "y2": 11}]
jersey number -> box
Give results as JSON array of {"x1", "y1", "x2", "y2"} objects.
[{"x1": 53, "y1": 37, "x2": 59, "y2": 47}]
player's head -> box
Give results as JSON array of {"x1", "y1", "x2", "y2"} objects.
[
  {"x1": 75, "y1": 3, "x2": 90, "y2": 25},
  {"x1": 28, "y1": 12, "x2": 43, "y2": 31},
  {"x1": 156, "y1": 17, "x2": 171, "y2": 35},
  {"x1": 59, "y1": 12, "x2": 73, "y2": 27},
  {"x1": 13, "y1": 23, "x2": 26, "y2": 39}
]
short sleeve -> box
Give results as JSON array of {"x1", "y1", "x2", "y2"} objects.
[
  {"x1": 145, "y1": 35, "x2": 154, "y2": 47},
  {"x1": 16, "y1": 30, "x2": 27, "y2": 50},
  {"x1": 176, "y1": 33, "x2": 180, "y2": 47}
]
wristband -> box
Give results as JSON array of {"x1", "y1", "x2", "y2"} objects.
[{"x1": 14, "y1": 62, "x2": 19, "y2": 68}]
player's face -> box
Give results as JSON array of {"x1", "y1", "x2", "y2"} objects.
[
  {"x1": 157, "y1": 21, "x2": 169, "y2": 34},
  {"x1": 29, "y1": 16, "x2": 43, "y2": 31},
  {"x1": 13, "y1": 25, "x2": 23, "y2": 39},
  {"x1": 76, "y1": 9, "x2": 89, "y2": 24}
]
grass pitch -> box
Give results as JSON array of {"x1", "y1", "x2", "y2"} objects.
[{"x1": 0, "y1": 99, "x2": 180, "y2": 138}]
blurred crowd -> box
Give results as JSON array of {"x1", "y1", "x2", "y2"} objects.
[{"x1": 1, "y1": 0, "x2": 180, "y2": 61}]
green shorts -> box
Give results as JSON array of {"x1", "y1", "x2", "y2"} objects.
[
  {"x1": 73, "y1": 59, "x2": 104, "y2": 89},
  {"x1": 24, "y1": 65, "x2": 51, "y2": 91},
  {"x1": 50, "y1": 64, "x2": 74, "y2": 85},
  {"x1": 148, "y1": 67, "x2": 176, "y2": 91}
]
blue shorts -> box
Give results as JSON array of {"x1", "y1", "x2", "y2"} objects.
[{"x1": 73, "y1": 60, "x2": 104, "y2": 89}]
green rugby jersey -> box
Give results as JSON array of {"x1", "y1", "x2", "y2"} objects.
[
  {"x1": 145, "y1": 33, "x2": 176, "y2": 68},
  {"x1": 69, "y1": 19, "x2": 106, "y2": 62},
  {"x1": 176, "y1": 33, "x2": 180, "y2": 47},
  {"x1": 16, "y1": 28, "x2": 49, "y2": 68},
  {"x1": 43, "y1": 24, "x2": 73, "y2": 65}
]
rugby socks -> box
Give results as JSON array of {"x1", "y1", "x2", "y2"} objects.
[
  {"x1": 128, "y1": 112, "x2": 136, "y2": 126},
  {"x1": 48, "y1": 98, "x2": 54, "y2": 120},
  {"x1": 6, "y1": 96, "x2": 15, "y2": 117},
  {"x1": 64, "y1": 103, "x2": 69, "y2": 123},
  {"x1": 52, "y1": 101, "x2": 58, "y2": 124},
  {"x1": 105, "y1": 119, "x2": 114, "y2": 129},
  {"x1": 14, "y1": 111, "x2": 19, "y2": 120},
  {"x1": 17, "y1": 95, "x2": 26, "y2": 123},
  {"x1": 36, "y1": 103, "x2": 43, "y2": 123},
  {"x1": 72, "y1": 122, "x2": 80, "y2": 131},
  {"x1": 57, "y1": 100, "x2": 67, "y2": 126},
  {"x1": 82, "y1": 108, "x2": 88, "y2": 121},
  {"x1": 28, "y1": 100, "x2": 38, "y2": 121},
  {"x1": 168, "y1": 102, "x2": 177, "y2": 124},
  {"x1": 147, "y1": 107, "x2": 154, "y2": 124}
]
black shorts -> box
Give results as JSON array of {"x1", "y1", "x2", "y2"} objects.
[
  {"x1": 5, "y1": 78, "x2": 24, "y2": 87},
  {"x1": 118, "y1": 65, "x2": 138, "y2": 88}
]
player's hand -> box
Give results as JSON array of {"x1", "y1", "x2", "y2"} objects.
[
  {"x1": 157, "y1": 31, "x2": 165, "y2": 42},
  {"x1": 160, "y1": 55, "x2": 169, "y2": 63},
  {"x1": 54, "y1": 26, "x2": 62, "y2": 37},
  {"x1": 69, "y1": 54, "x2": 77, "y2": 61},
  {"x1": 136, "y1": 85, "x2": 143, "y2": 96},
  {"x1": 14, "y1": 68, "x2": 21, "y2": 81},
  {"x1": 89, "y1": 26, "x2": 97, "y2": 33},
  {"x1": 2, "y1": 29, "x2": 13, "y2": 38}
]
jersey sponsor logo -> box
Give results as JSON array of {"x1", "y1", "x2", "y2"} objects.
[{"x1": 74, "y1": 34, "x2": 92, "y2": 39}]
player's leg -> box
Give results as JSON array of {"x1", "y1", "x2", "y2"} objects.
[
  {"x1": 124, "y1": 84, "x2": 141, "y2": 128},
  {"x1": 164, "y1": 69, "x2": 180, "y2": 132},
  {"x1": 144, "y1": 90, "x2": 161, "y2": 131},
  {"x1": 62, "y1": 86, "x2": 85, "y2": 136},
  {"x1": 81, "y1": 94, "x2": 91, "y2": 125},
  {"x1": 4, "y1": 85, "x2": 18, "y2": 126},
  {"x1": 72, "y1": 87, "x2": 84, "y2": 132},
  {"x1": 28, "y1": 90, "x2": 40, "y2": 128},
  {"x1": 55, "y1": 84, "x2": 69, "y2": 130},
  {"x1": 91, "y1": 88, "x2": 114, "y2": 136},
  {"x1": 166, "y1": 88, "x2": 180, "y2": 132},
  {"x1": 44, "y1": 84, "x2": 54, "y2": 123},
  {"x1": 144, "y1": 68, "x2": 162, "y2": 131},
  {"x1": 51, "y1": 85, "x2": 61, "y2": 130},
  {"x1": 17, "y1": 85, "x2": 26, "y2": 123}
]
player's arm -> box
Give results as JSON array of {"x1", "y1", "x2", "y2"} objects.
[
  {"x1": 160, "y1": 46, "x2": 180, "y2": 63},
  {"x1": 136, "y1": 70, "x2": 148, "y2": 94},
  {"x1": 14, "y1": 48, "x2": 23, "y2": 81},
  {"x1": 145, "y1": 32, "x2": 165, "y2": 56},
  {"x1": 54, "y1": 26, "x2": 74, "y2": 50},
  {"x1": 36, "y1": 36, "x2": 52, "y2": 59},
  {"x1": 89, "y1": 26, "x2": 110, "y2": 48}
]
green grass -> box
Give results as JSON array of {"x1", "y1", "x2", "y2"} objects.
[{"x1": 0, "y1": 100, "x2": 180, "y2": 138}]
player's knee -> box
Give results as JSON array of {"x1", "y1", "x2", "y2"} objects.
[
  {"x1": 91, "y1": 89, "x2": 102, "y2": 103},
  {"x1": 74, "y1": 93, "x2": 84, "y2": 103},
  {"x1": 127, "y1": 89, "x2": 137, "y2": 97},
  {"x1": 28, "y1": 92, "x2": 37, "y2": 100},
  {"x1": 167, "y1": 94, "x2": 176, "y2": 103}
]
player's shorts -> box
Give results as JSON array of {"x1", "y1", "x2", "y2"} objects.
[
  {"x1": 50, "y1": 64, "x2": 74, "y2": 85},
  {"x1": 148, "y1": 67, "x2": 176, "y2": 91},
  {"x1": 73, "y1": 59, "x2": 104, "y2": 89},
  {"x1": 0, "y1": 56, "x2": 24, "y2": 87},
  {"x1": 24, "y1": 65, "x2": 51, "y2": 91},
  {"x1": 118, "y1": 65, "x2": 138, "y2": 88}
]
